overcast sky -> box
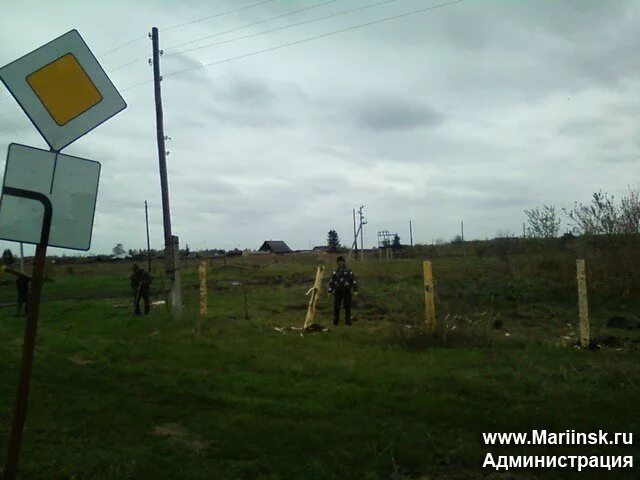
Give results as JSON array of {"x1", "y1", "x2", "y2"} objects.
[{"x1": 0, "y1": 0, "x2": 638, "y2": 256}]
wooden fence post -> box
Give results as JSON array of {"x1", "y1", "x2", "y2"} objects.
[
  {"x1": 304, "y1": 266, "x2": 324, "y2": 329},
  {"x1": 576, "y1": 259, "x2": 590, "y2": 348},
  {"x1": 423, "y1": 260, "x2": 437, "y2": 333},
  {"x1": 199, "y1": 261, "x2": 207, "y2": 316}
]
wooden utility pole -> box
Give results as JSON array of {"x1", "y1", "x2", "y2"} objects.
[
  {"x1": 461, "y1": 221, "x2": 465, "y2": 257},
  {"x1": 144, "y1": 201, "x2": 151, "y2": 273},
  {"x1": 576, "y1": 259, "x2": 590, "y2": 348},
  {"x1": 409, "y1": 221, "x2": 413, "y2": 247},
  {"x1": 151, "y1": 26, "x2": 181, "y2": 316},
  {"x1": 423, "y1": 261, "x2": 437, "y2": 333}
]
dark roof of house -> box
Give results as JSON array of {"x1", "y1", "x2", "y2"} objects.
[{"x1": 259, "y1": 240, "x2": 293, "y2": 253}]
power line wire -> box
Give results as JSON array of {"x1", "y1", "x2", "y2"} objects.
[
  {"x1": 97, "y1": 34, "x2": 148, "y2": 58},
  {"x1": 108, "y1": 56, "x2": 149, "y2": 74},
  {"x1": 164, "y1": 0, "x2": 340, "y2": 51},
  {"x1": 97, "y1": 0, "x2": 278, "y2": 58},
  {"x1": 109, "y1": 0, "x2": 342, "y2": 73},
  {"x1": 121, "y1": 0, "x2": 464, "y2": 92},
  {"x1": 162, "y1": 0, "x2": 278, "y2": 32},
  {"x1": 166, "y1": 0, "x2": 404, "y2": 57},
  {"x1": 168, "y1": 0, "x2": 465, "y2": 77}
]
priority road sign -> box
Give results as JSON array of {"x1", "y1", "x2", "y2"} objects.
[
  {"x1": 0, "y1": 30, "x2": 126, "y2": 152},
  {"x1": 0, "y1": 143, "x2": 100, "y2": 250}
]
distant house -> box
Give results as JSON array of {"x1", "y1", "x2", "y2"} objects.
[
  {"x1": 312, "y1": 245, "x2": 328, "y2": 252},
  {"x1": 258, "y1": 240, "x2": 293, "y2": 254}
]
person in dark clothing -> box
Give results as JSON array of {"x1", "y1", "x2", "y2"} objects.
[
  {"x1": 327, "y1": 256, "x2": 358, "y2": 326},
  {"x1": 1, "y1": 265, "x2": 31, "y2": 316},
  {"x1": 130, "y1": 264, "x2": 152, "y2": 315}
]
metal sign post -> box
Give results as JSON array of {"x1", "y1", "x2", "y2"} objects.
[{"x1": 2, "y1": 206, "x2": 52, "y2": 480}]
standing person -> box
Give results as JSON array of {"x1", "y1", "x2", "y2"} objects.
[
  {"x1": 327, "y1": 256, "x2": 358, "y2": 326},
  {"x1": 130, "y1": 264, "x2": 152, "y2": 315},
  {"x1": 1, "y1": 265, "x2": 31, "y2": 316}
]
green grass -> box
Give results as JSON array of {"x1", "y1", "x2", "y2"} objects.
[{"x1": 0, "y1": 253, "x2": 639, "y2": 479}]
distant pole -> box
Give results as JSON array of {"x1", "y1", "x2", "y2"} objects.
[
  {"x1": 151, "y1": 26, "x2": 181, "y2": 316},
  {"x1": 576, "y1": 259, "x2": 590, "y2": 348},
  {"x1": 19, "y1": 243, "x2": 24, "y2": 274},
  {"x1": 144, "y1": 201, "x2": 151, "y2": 273},
  {"x1": 352, "y1": 208, "x2": 358, "y2": 259},
  {"x1": 461, "y1": 221, "x2": 465, "y2": 257},
  {"x1": 358, "y1": 206, "x2": 366, "y2": 262},
  {"x1": 409, "y1": 221, "x2": 413, "y2": 247}
]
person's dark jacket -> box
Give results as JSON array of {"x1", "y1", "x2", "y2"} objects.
[
  {"x1": 3, "y1": 267, "x2": 30, "y2": 298},
  {"x1": 130, "y1": 270, "x2": 152, "y2": 293},
  {"x1": 328, "y1": 266, "x2": 358, "y2": 293}
]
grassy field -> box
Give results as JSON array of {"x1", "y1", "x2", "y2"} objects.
[{"x1": 0, "y1": 247, "x2": 639, "y2": 479}]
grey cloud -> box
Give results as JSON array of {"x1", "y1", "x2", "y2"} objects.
[
  {"x1": 352, "y1": 96, "x2": 445, "y2": 131},
  {"x1": 218, "y1": 76, "x2": 277, "y2": 107},
  {"x1": 558, "y1": 118, "x2": 618, "y2": 136},
  {"x1": 203, "y1": 104, "x2": 293, "y2": 129}
]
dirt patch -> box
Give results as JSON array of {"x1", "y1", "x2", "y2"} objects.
[{"x1": 153, "y1": 423, "x2": 208, "y2": 453}]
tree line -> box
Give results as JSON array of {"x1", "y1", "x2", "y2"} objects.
[{"x1": 525, "y1": 187, "x2": 639, "y2": 238}]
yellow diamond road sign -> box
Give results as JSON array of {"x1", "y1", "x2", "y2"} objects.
[
  {"x1": 27, "y1": 53, "x2": 103, "y2": 126},
  {"x1": 0, "y1": 30, "x2": 126, "y2": 152}
]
